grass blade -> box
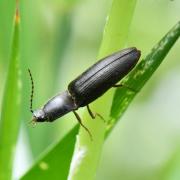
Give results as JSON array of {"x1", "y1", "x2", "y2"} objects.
[
  {"x1": 21, "y1": 125, "x2": 79, "y2": 180},
  {"x1": 108, "y1": 21, "x2": 180, "y2": 134},
  {"x1": 68, "y1": 1, "x2": 138, "y2": 180},
  {"x1": 98, "y1": 0, "x2": 137, "y2": 58},
  {"x1": 0, "y1": 7, "x2": 22, "y2": 180}
]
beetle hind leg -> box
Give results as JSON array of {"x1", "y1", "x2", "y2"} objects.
[
  {"x1": 87, "y1": 105, "x2": 105, "y2": 122},
  {"x1": 73, "y1": 110, "x2": 93, "y2": 141}
]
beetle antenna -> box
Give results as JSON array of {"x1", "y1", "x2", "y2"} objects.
[{"x1": 28, "y1": 68, "x2": 34, "y2": 113}]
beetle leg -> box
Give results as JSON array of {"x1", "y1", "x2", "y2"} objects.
[
  {"x1": 87, "y1": 105, "x2": 105, "y2": 122},
  {"x1": 73, "y1": 110, "x2": 93, "y2": 141},
  {"x1": 113, "y1": 84, "x2": 123, "y2": 88},
  {"x1": 113, "y1": 83, "x2": 137, "y2": 93}
]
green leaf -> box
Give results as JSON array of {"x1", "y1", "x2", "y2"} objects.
[
  {"x1": 98, "y1": 0, "x2": 137, "y2": 58},
  {"x1": 108, "y1": 21, "x2": 180, "y2": 134},
  {"x1": 21, "y1": 125, "x2": 79, "y2": 180},
  {"x1": 68, "y1": 1, "x2": 138, "y2": 180},
  {"x1": 0, "y1": 9, "x2": 22, "y2": 180}
]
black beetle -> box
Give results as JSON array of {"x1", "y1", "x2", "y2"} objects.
[{"x1": 28, "y1": 47, "x2": 141, "y2": 138}]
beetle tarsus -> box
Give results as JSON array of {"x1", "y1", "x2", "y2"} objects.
[
  {"x1": 87, "y1": 105, "x2": 105, "y2": 122},
  {"x1": 113, "y1": 84, "x2": 123, "y2": 88},
  {"x1": 73, "y1": 110, "x2": 93, "y2": 141},
  {"x1": 113, "y1": 83, "x2": 138, "y2": 93}
]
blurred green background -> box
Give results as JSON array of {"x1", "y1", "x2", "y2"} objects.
[{"x1": 0, "y1": 0, "x2": 180, "y2": 179}]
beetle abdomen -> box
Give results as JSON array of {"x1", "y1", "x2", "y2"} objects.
[{"x1": 68, "y1": 47, "x2": 141, "y2": 107}]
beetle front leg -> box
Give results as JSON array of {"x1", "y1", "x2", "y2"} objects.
[
  {"x1": 87, "y1": 105, "x2": 105, "y2": 122},
  {"x1": 73, "y1": 110, "x2": 92, "y2": 140}
]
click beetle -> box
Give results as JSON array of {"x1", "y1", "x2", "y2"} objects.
[{"x1": 28, "y1": 47, "x2": 141, "y2": 138}]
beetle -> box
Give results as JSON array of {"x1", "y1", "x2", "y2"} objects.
[{"x1": 28, "y1": 47, "x2": 141, "y2": 139}]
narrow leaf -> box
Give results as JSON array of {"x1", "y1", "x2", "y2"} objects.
[
  {"x1": 0, "y1": 7, "x2": 22, "y2": 180},
  {"x1": 21, "y1": 125, "x2": 79, "y2": 180},
  {"x1": 68, "y1": 1, "x2": 138, "y2": 180},
  {"x1": 108, "y1": 21, "x2": 180, "y2": 134}
]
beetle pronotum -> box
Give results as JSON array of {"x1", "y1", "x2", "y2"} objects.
[{"x1": 28, "y1": 47, "x2": 141, "y2": 139}]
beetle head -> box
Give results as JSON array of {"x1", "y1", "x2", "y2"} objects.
[{"x1": 31, "y1": 109, "x2": 47, "y2": 123}]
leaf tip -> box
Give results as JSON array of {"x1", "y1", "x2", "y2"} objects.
[{"x1": 15, "y1": 0, "x2": 20, "y2": 24}]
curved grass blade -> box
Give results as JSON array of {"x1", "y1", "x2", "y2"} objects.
[
  {"x1": 108, "y1": 21, "x2": 180, "y2": 134},
  {"x1": 98, "y1": 0, "x2": 137, "y2": 58},
  {"x1": 68, "y1": 1, "x2": 138, "y2": 180},
  {"x1": 21, "y1": 125, "x2": 79, "y2": 180},
  {"x1": 0, "y1": 7, "x2": 22, "y2": 180}
]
